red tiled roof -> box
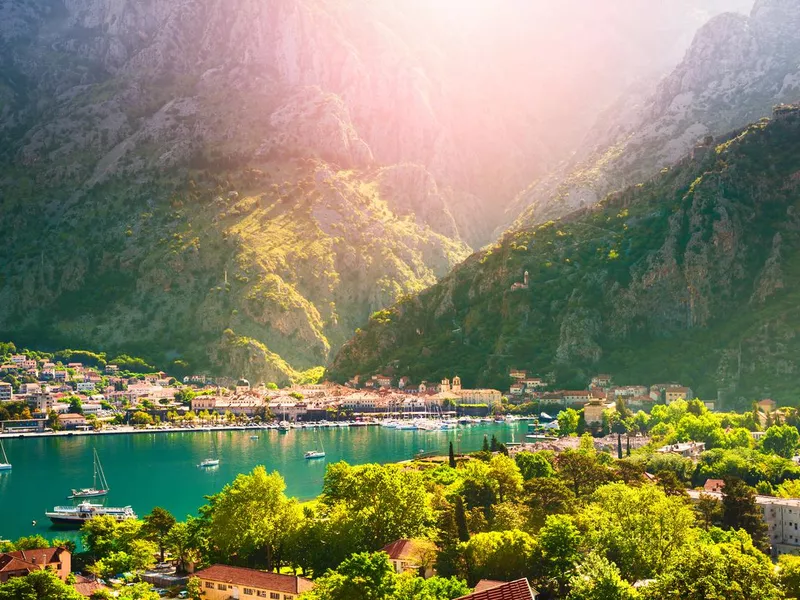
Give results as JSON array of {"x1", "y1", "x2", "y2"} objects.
[
  {"x1": 194, "y1": 564, "x2": 314, "y2": 594},
  {"x1": 456, "y1": 579, "x2": 537, "y2": 600},
  {"x1": 381, "y1": 539, "x2": 436, "y2": 561},
  {"x1": 474, "y1": 580, "x2": 507, "y2": 593},
  {"x1": 0, "y1": 554, "x2": 37, "y2": 575},
  {"x1": 74, "y1": 575, "x2": 108, "y2": 597},
  {"x1": 9, "y1": 547, "x2": 66, "y2": 565},
  {"x1": 704, "y1": 479, "x2": 725, "y2": 492}
]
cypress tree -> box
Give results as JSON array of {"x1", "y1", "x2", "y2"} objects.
[
  {"x1": 617, "y1": 434, "x2": 623, "y2": 460},
  {"x1": 449, "y1": 441, "x2": 457, "y2": 468},
  {"x1": 626, "y1": 435, "x2": 631, "y2": 457},
  {"x1": 722, "y1": 477, "x2": 770, "y2": 553},
  {"x1": 490, "y1": 434, "x2": 499, "y2": 452},
  {"x1": 482, "y1": 435, "x2": 490, "y2": 452},
  {"x1": 454, "y1": 496, "x2": 470, "y2": 542}
]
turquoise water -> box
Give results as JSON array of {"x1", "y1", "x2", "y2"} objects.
[{"x1": 0, "y1": 422, "x2": 527, "y2": 544}]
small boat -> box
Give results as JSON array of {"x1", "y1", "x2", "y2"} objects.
[
  {"x1": 278, "y1": 421, "x2": 291, "y2": 432},
  {"x1": 0, "y1": 440, "x2": 11, "y2": 471},
  {"x1": 250, "y1": 435, "x2": 259, "y2": 440},
  {"x1": 198, "y1": 458, "x2": 220, "y2": 468},
  {"x1": 68, "y1": 449, "x2": 109, "y2": 499},
  {"x1": 305, "y1": 429, "x2": 326, "y2": 460},
  {"x1": 46, "y1": 502, "x2": 136, "y2": 526}
]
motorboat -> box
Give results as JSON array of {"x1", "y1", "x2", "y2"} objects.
[
  {"x1": 304, "y1": 450, "x2": 326, "y2": 459},
  {"x1": 199, "y1": 458, "x2": 220, "y2": 468},
  {"x1": 46, "y1": 502, "x2": 136, "y2": 526}
]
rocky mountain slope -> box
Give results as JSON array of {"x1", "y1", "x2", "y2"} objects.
[
  {"x1": 332, "y1": 106, "x2": 800, "y2": 405},
  {"x1": 508, "y1": 0, "x2": 799, "y2": 233},
  {"x1": 0, "y1": 0, "x2": 753, "y2": 382}
]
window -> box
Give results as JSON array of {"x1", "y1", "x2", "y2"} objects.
[
  {"x1": 205, "y1": 582, "x2": 214, "y2": 589},
  {"x1": 284, "y1": 596, "x2": 294, "y2": 600},
  {"x1": 256, "y1": 592, "x2": 267, "y2": 598},
  {"x1": 244, "y1": 589, "x2": 254, "y2": 596},
  {"x1": 271, "y1": 593, "x2": 280, "y2": 599},
  {"x1": 218, "y1": 584, "x2": 228, "y2": 590}
]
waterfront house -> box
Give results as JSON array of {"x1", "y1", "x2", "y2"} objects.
[
  {"x1": 0, "y1": 546, "x2": 71, "y2": 584},
  {"x1": 381, "y1": 539, "x2": 437, "y2": 578},
  {"x1": 58, "y1": 413, "x2": 89, "y2": 430},
  {"x1": 455, "y1": 579, "x2": 539, "y2": 600},
  {"x1": 192, "y1": 564, "x2": 313, "y2": 600}
]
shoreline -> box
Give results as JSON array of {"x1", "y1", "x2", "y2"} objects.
[{"x1": 0, "y1": 423, "x2": 377, "y2": 440}]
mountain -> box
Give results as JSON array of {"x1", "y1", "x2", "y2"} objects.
[
  {"x1": 332, "y1": 106, "x2": 800, "y2": 406},
  {"x1": 0, "y1": 0, "x2": 753, "y2": 382},
  {"x1": 507, "y1": 0, "x2": 800, "y2": 233}
]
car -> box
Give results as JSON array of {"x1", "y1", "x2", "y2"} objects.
[{"x1": 178, "y1": 591, "x2": 189, "y2": 598}]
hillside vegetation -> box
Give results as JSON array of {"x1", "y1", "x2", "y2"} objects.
[{"x1": 332, "y1": 107, "x2": 800, "y2": 406}]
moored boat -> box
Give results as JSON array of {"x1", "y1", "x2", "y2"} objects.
[
  {"x1": 0, "y1": 440, "x2": 11, "y2": 471},
  {"x1": 304, "y1": 450, "x2": 326, "y2": 459},
  {"x1": 46, "y1": 502, "x2": 136, "y2": 526},
  {"x1": 68, "y1": 449, "x2": 109, "y2": 499},
  {"x1": 199, "y1": 458, "x2": 220, "y2": 468}
]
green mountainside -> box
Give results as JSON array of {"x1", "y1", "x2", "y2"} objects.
[{"x1": 332, "y1": 107, "x2": 800, "y2": 405}]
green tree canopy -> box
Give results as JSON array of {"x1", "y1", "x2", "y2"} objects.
[{"x1": 761, "y1": 424, "x2": 800, "y2": 459}]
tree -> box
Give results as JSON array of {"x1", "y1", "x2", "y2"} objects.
[
  {"x1": 482, "y1": 435, "x2": 490, "y2": 453},
  {"x1": 695, "y1": 493, "x2": 723, "y2": 530},
  {"x1": 515, "y1": 451, "x2": 555, "y2": 480},
  {"x1": 459, "y1": 460, "x2": 498, "y2": 519},
  {"x1": 522, "y1": 477, "x2": 577, "y2": 528},
  {"x1": 320, "y1": 462, "x2": 433, "y2": 551},
  {"x1": 462, "y1": 529, "x2": 536, "y2": 585},
  {"x1": 89, "y1": 539, "x2": 158, "y2": 579},
  {"x1": 558, "y1": 409, "x2": 580, "y2": 436},
  {"x1": 186, "y1": 576, "x2": 203, "y2": 600},
  {"x1": 584, "y1": 483, "x2": 695, "y2": 582},
  {"x1": 68, "y1": 396, "x2": 83, "y2": 414},
  {"x1": 487, "y1": 454, "x2": 523, "y2": 503},
  {"x1": 392, "y1": 573, "x2": 470, "y2": 600},
  {"x1": 567, "y1": 553, "x2": 639, "y2": 600},
  {"x1": 449, "y1": 442, "x2": 456, "y2": 469},
  {"x1": 174, "y1": 388, "x2": 196, "y2": 406},
  {"x1": 538, "y1": 514, "x2": 582, "y2": 595},
  {"x1": 655, "y1": 471, "x2": 687, "y2": 497},
  {"x1": 0, "y1": 569, "x2": 85, "y2": 600},
  {"x1": 454, "y1": 496, "x2": 470, "y2": 543},
  {"x1": 721, "y1": 477, "x2": 769, "y2": 553},
  {"x1": 556, "y1": 448, "x2": 611, "y2": 498},
  {"x1": 761, "y1": 424, "x2": 800, "y2": 459},
  {"x1": 778, "y1": 554, "x2": 800, "y2": 599},
  {"x1": 301, "y1": 551, "x2": 395, "y2": 600},
  {"x1": 82, "y1": 515, "x2": 144, "y2": 559},
  {"x1": 131, "y1": 411, "x2": 153, "y2": 426},
  {"x1": 641, "y1": 533, "x2": 781, "y2": 600},
  {"x1": 165, "y1": 521, "x2": 202, "y2": 574},
  {"x1": 203, "y1": 466, "x2": 300, "y2": 569},
  {"x1": 142, "y1": 507, "x2": 176, "y2": 562}
]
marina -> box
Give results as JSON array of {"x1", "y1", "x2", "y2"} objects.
[{"x1": 0, "y1": 419, "x2": 529, "y2": 542}]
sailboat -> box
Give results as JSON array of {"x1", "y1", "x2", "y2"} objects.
[
  {"x1": 68, "y1": 449, "x2": 109, "y2": 498},
  {"x1": 304, "y1": 430, "x2": 326, "y2": 460},
  {"x1": 198, "y1": 433, "x2": 220, "y2": 468},
  {"x1": 0, "y1": 440, "x2": 11, "y2": 471}
]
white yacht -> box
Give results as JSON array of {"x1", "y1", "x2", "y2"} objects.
[{"x1": 46, "y1": 502, "x2": 137, "y2": 526}]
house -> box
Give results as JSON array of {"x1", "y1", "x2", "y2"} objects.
[
  {"x1": 758, "y1": 399, "x2": 777, "y2": 413},
  {"x1": 9, "y1": 355, "x2": 26, "y2": 365},
  {"x1": 73, "y1": 574, "x2": 109, "y2": 597},
  {"x1": 105, "y1": 364, "x2": 119, "y2": 374},
  {"x1": 562, "y1": 391, "x2": 592, "y2": 406},
  {"x1": 522, "y1": 378, "x2": 545, "y2": 389},
  {"x1": 704, "y1": 479, "x2": 724, "y2": 493},
  {"x1": 456, "y1": 388, "x2": 502, "y2": 405},
  {"x1": 455, "y1": 578, "x2": 539, "y2": 600},
  {"x1": 54, "y1": 371, "x2": 67, "y2": 382},
  {"x1": 0, "y1": 382, "x2": 12, "y2": 402},
  {"x1": 657, "y1": 442, "x2": 705, "y2": 459},
  {"x1": 381, "y1": 539, "x2": 437, "y2": 578},
  {"x1": 509, "y1": 369, "x2": 527, "y2": 380},
  {"x1": 193, "y1": 564, "x2": 313, "y2": 600},
  {"x1": 372, "y1": 375, "x2": 392, "y2": 388},
  {"x1": 509, "y1": 383, "x2": 525, "y2": 396},
  {"x1": 0, "y1": 546, "x2": 71, "y2": 583},
  {"x1": 58, "y1": 413, "x2": 89, "y2": 430},
  {"x1": 76, "y1": 382, "x2": 97, "y2": 393},
  {"x1": 398, "y1": 376, "x2": 411, "y2": 389},
  {"x1": 614, "y1": 386, "x2": 648, "y2": 399},
  {"x1": 590, "y1": 375, "x2": 612, "y2": 388},
  {"x1": 665, "y1": 386, "x2": 693, "y2": 404},
  {"x1": 584, "y1": 400, "x2": 615, "y2": 426}
]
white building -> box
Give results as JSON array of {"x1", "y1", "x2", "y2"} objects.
[
  {"x1": 77, "y1": 382, "x2": 97, "y2": 393},
  {"x1": 689, "y1": 490, "x2": 800, "y2": 557},
  {"x1": 0, "y1": 382, "x2": 12, "y2": 402}
]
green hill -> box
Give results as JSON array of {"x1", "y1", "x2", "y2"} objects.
[{"x1": 331, "y1": 106, "x2": 800, "y2": 406}]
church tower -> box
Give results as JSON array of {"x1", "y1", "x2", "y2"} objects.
[
  {"x1": 452, "y1": 376, "x2": 462, "y2": 393},
  {"x1": 441, "y1": 378, "x2": 451, "y2": 394}
]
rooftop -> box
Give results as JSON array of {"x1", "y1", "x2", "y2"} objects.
[
  {"x1": 194, "y1": 564, "x2": 314, "y2": 594},
  {"x1": 455, "y1": 579, "x2": 538, "y2": 600}
]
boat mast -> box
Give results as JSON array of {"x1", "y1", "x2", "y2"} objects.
[
  {"x1": 95, "y1": 449, "x2": 109, "y2": 491},
  {"x1": 0, "y1": 441, "x2": 7, "y2": 463}
]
